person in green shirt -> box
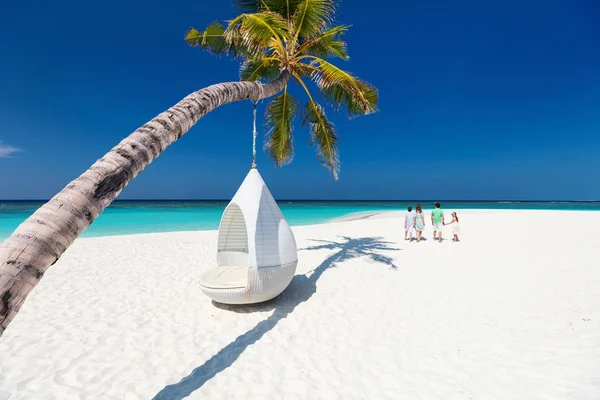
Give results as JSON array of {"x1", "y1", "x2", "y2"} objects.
[{"x1": 431, "y1": 202, "x2": 445, "y2": 243}]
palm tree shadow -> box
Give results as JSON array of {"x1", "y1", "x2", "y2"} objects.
[{"x1": 152, "y1": 236, "x2": 400, "y2": 400}]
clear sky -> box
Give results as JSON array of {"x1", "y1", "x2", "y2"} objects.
[{"x1": 1, "y1": 0, "x2": 599, "y2": 200}]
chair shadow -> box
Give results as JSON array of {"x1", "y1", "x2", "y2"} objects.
[{"x1": 152, "y1": 236, "x2": 400, "y2": 400}]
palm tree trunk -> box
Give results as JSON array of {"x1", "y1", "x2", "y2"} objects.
[{"x1": 0, "y1": 69, "x2": 291, "y2": 336}]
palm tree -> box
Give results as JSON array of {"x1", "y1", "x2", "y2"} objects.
[{"x1": 0, "y1": 0, "x2": 378, "y2": 335}]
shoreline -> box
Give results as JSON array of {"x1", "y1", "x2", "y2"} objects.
[
  {"x1": 37, "y1": 208, "x2": 599, "y2": 242},
  {"x1": 2, "y1": 205, "x2": 600, "y2": 242}
]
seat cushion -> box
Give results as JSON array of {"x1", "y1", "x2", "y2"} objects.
[{"x1": 200, "y1": 266, "x2": 249, "y2": 289}]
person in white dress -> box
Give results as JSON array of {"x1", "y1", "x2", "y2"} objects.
[
  {"x1": 415, "y1": 204, "x2": 426, "y2": 243},
  {"x1": 444, "y1": 212, "x2": 461, "y2": 242},
  {"x1": 404, "y1": 206, "x2": 416, "y2": 242}
]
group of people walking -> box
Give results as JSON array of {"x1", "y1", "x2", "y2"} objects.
[{"x1": 404, "y1": 203, "x2": 460, "y2": 243}]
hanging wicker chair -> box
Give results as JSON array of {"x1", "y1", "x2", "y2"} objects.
[{"x1": 199, "y1": 168, "x2": 298, "y2": 304}]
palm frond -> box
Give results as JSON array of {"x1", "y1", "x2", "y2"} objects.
[
  {"x1": 301, "y1": 100, "x2": 340, "y2": 179},
  {"x1": 185, "y1": 23, "x2": 228, "y2": 55},
  {"x1": 185, "y1": 27, "x2": 203, "y2": 46},
  {"x1": 226, "y1": 12, "x2": 290, "y2": 55},
  {"x1": 293, "y1": 61, "x2": 316, "y2": 79},
  {"x1": 185, "y1": 22, "x2": 261, "y2": 59},
  {"x1": 308, "y1": 58, "x2": 378, "y2": 116},
  {"x1": 234, "y1": 0, "x2": 270, "y2": 12},
  {"x1": 240, "y1": 57, "x2": 281, "y2": 81},
  {"x1": 235, "y1": 0, "x2": 305, "y2": 20},
  {"x1": 263, "y1": 87, "x2": 299, "y2": 166},
  {"x1": 322, "y1": 82, "x2": 377, "y2": 117},
  {"x1": 297, "y1": 25, "x2": 349, "y2": 59},
  {"x1": 293, "y1": 0, "x2": 336, "y2": 40}
]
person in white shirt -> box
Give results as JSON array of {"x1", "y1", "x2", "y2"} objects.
[{"x1": 404, "y1": 205, "x2": 416, "y2": 242}]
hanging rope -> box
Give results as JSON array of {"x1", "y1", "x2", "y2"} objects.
[
  {"x1": 251, "y1": 82, "x2": 264, "y2": 169},
  {"x1": 252, "y1": 81, "x2": 265, "y2": 168},
  {"x1": 251, "y1": 100, "x2": 258, "y2": 169}
]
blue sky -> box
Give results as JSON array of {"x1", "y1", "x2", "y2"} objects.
[{"x1": 1, "y1": 0, "x2": 599, "y2": 200}]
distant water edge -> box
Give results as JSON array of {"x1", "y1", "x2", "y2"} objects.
[{"x1": 1, "y1": 200, "x2": 599, "y2": 240}]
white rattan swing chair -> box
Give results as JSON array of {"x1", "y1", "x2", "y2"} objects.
[{"x1": 199, "y1": 99, "x2": 298, "y2": 304}]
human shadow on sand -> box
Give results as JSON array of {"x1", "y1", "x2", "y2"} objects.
[{"x1": 152, "y1": 236, "x2": 400, "y2": 400}]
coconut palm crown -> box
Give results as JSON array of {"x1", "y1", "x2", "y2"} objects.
[{"x1": 185, "y1": 0, "x2": 378, "y2": 179}]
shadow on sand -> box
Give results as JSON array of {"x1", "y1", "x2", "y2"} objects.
[{"x1": 152, "y1": 236, "x2": 400, "y2": 400}]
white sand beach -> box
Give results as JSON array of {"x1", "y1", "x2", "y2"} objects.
[{"x1": 0, "y1": 210, "x2": 599, "y2": 400}]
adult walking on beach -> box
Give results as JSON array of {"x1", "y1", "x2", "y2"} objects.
[
  {"x1": 405, "y1": 206, "x2": 416, "y2": 241},
  {"x1": 415, "y1": 204, "x2": 425, "y2": 242},
  {"x1": 431, "y1": 202, "x2": 444, "y2": 243}
]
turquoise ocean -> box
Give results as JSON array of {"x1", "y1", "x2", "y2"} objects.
[{"x1": 1, "y1": 200, "x2": 599, "y2": 241}]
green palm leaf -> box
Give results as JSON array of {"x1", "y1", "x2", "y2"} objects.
[
  {"x1": 293, "y1": 62, "x2": 316, "y2": 79},
  {"x1": 263, "y1": 87, "x2": 299, "y2": 166},
  {"x1": 235, "y1": 0, "x2": 306, "y2": 20},
  {"x1": 226, "y1": 12, "x2": 290, "y2": 55},
  {"x1": 298, "y1": 25, "x2": 349, "y2": 59},
  {"x1": 301, "y1": 100, "x2": 339, "y2": 179},
  {"x1": 185, "y1": 23, "x2": 229, "y2": 55},
  {"x1": 321, "y1": 80, "x2": 378, "y2": 117},
  {"x1": 240, "y1": 57, "x2": 280, "y2": 81},
  {"x1": 185, "y1": 22, "x2": 260, "y2": 58},
  {"x1": 293, "y1": 0, "x2": 336, "y2": 40},
  {"x1": 185, "y1": 27, "x2": 203, "y2": 46},
  {"x1": 308, "y1": 58, "x2": 378, "y2": 116}
]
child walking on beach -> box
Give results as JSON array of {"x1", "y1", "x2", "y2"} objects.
[
  {"x1": 444, "y1": 212, "x2": 461, "y2": 242},
  {"x1": 405, "y1": 206, "x2": 416, "y2": 241}
]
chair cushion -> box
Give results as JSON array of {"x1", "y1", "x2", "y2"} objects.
[{"x1": 200, "y1": 266, "x2": 249, "y2": 289}]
